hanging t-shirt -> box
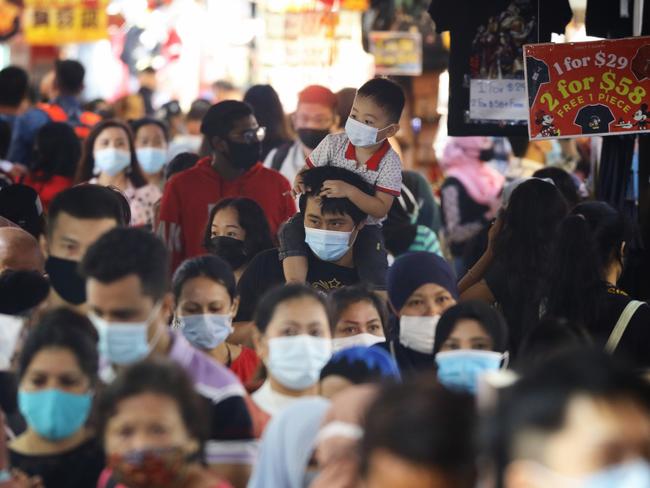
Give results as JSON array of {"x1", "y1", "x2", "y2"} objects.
[
  {"x1": 526, "y1": 56, "x2": 550, "y2": 106},
  {"x1": 574, "y1": 104, "x2": 615, "y2": 135},
  {"x1": 586, "y1": 0, "x2": 650, "y2": 39},
  {"x1": 428, "y1": 0, "x2": 573, "y2": 136}
]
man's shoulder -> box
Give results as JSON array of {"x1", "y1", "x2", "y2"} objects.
[
  {"x1": 254, "y1": 164, "x2": 291, "y2": 186},
  {"x1": 246, "y1": 247, "x2": 282, "y2": 271}
]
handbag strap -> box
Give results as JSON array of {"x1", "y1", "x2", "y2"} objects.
[{"x1": 605, "y1": 300, "x2": 644, "y2": 353}]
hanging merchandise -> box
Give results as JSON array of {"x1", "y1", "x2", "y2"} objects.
[
  {"x1": 428, "y1": 0, "x2": 573, "y2": 137},
  {"x1": 23, "y1": 0, "x2": 109, "y2": 46},
  {"x1": 524, "y1": 36, "x2": 650, "y2": 140}
]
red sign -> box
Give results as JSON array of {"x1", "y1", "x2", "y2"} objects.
[{"x1": 524, "y1": 37, "x2": 650, "y2": 139}]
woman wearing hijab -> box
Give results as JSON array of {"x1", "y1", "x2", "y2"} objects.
[
  {"x1": 380, "y1": 252, "x2": 458, "y2": 374},
  {"x1": 248, "y1": 397, "x2": 330, "y2": 488},
  {"x1": 440, "y1": 137, "x2": 504, "y2": 277},
  {"x1": 432, "y1": 301, "x2": 509, "y2": 394}
]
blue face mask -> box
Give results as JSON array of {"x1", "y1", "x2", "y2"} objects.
[
  {"x1": 136, "y1": 147, "x2": 167, "y2": 174},
  {"x1": 304, "y1": 226, "x2": 355, "y2": 262},
  {"x1": 19, "y1": 389, "x2": 92, "y2": 441},
  {"x1": 435, "y1": 349, "x2": 506, "y2": 394},
  {"x1": 583, "y1": 459, "x2": 650, "y2": 487},
  {"x1": 89, "y1": 302, "x2": 163, "y2": 365},
  {"x1": 94, "y1": 148, "x2": 131, "y2": 177},
  {"x1": 179, "y1": 314, "x2": 233, "y2": 350}
]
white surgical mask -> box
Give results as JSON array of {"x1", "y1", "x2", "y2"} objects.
[
  {"x1": 332, "y1": 333, "x2": 384, "y2": 353},
  {"x1": 0, "y1": 314, "x2": 24, "y2": 370},
  {"x1": 399, "y1": 314, "x2": 440, "y2": 354},
  {"x1": 136, "y1": 147, "x2": 167, "y2": 174},
  {"x1": 89, "y1": 302, "x2": 163, "y2": 365},
  {"x1": 345, "y1": 117, "x2": 390, "y2": 147},
  {"x1": 305, "y1": 227, "x2": 355, "y2": 262},
  {"x1": 267, "y1": 335, "x2": 332, "y2": 390},
  {"x1": 94, "y1": 148, "x2": 131, "y2": 177},
  {"x1": 178, "y1": 314, "x2": 233, "y2": 350}
]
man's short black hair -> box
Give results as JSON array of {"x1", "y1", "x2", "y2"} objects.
[
  {"x1": 357, "y1": 78, "x2": 405, "y2": 123},
  {"x1": 47, "y1": 185, "x2": 128, "y2": 237},
  {"x1": 55, "y1": 60, "x2": 85, "y2": 95},
  {"x1": 0, "y1": 66, "x2": 28, "y2": 108},
  {"x1": 80, "y1": 228, "x2": 169, "y2": 301},
  {"x1": 487, "y1": 349, "x2": 650, "y2": 486},
  {"x1": 298, "y1": 166, "x2": 373, "y2": 225},
  {"x1": 200, "y1": 100, "x2": 253, "y2": 137}
]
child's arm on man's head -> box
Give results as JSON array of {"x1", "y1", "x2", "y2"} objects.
[{"x1": 320, "y1": 179, "x2": 394, "y2": 219}]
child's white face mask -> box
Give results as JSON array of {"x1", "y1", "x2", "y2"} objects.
[{"x1": 345, "y1": 117, "x2": 391, "y2": 147}]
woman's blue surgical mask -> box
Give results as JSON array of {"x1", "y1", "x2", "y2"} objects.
[
  {"x1": 530, "y1": 458, "x2": 650, "y2": 488},
  {"x1": 267, "y1": 335, "x2": 332, "y2": 390},
  {"x1": 18, "y1": 389, "x2": 92, "y2": 441},
  {"x1": 94, "y1": 148, "x2": 131, "y2": 177},
  {"x1": 178, "y1": 314, "x2": 233, "y2": 350},
  {"x1": 89, "y1": 302, "x2": 163, "y2": 365},
  {"x1": 435, "y1": 349, "x2": 506, "y2": 394},
  {"x1": 136, "y1": 147, "x2": 167, "y2": 174},
  {"x1": 305, "y1": 227, "x2": 355, "y2": 262},
  {"x1": 345, "y1": 117, "x2": 391, "y2": 148}
]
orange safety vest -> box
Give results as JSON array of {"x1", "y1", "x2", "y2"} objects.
[{"x1": 37, "y1": 103, "x2": 101, "y2": 139}]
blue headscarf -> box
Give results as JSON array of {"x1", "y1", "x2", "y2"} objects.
[
  {"x1": 387, "y1": 251, "x2": 458, "y2": 312},
  {"x1": 320, "y1": 346, "x2": 401, "y2": 383},
  {"x1": 248, "y1": 397, "x2": 330, "y2": 488}
]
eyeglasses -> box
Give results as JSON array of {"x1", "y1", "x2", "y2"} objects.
[{"x1": 234, "y1": 127, "x2": 266, "y2": 144}]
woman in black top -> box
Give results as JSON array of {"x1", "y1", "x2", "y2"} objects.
[
  {"x1": 459, "y1": 179, "x2": 568, "y2": 354},
  {"x1": 539, "y1": 201, "x2": 650, "y2": 368},
  {"x1": 9, "y1": 308, "x2": 104, "y2": 488}
]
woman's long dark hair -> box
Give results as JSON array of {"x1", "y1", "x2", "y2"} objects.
[
  {"x1": 203, "y1": 197, "x2": 274, "y2": 260},
  {"x1": 75, "y1": 119, "x2": 147, "y2": 188},
  {"x1": 243, "y1": 84, "x2": 291, "y2": 144},
  {"x1": 540, "y1": 201, "x2": 626, "y2": 328},
  {"x1": 492, "y1": 179, "x2": 568, "y2": 348}
]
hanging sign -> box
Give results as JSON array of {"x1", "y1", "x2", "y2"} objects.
[
  {"x1": 369, "y1": 31, "x2": 422, "y2": 76},
  {"x1": 524, "y1": 36, "x2": 650, "y2": 139},
  {"x1": 23, "y1": 0, "x2": 109, "y2": 46}
]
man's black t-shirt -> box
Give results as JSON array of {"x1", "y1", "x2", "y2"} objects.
[
  {"x1": 428, "y1": 0, "x2": 572, "y2": 136},
  {"x1": 526, "y1": 56, "x2": 550, "y2": 107},
  {"x1": 236, "y1": 248, "x2": 359, "y2": 322},
  {"x1": 574, "y1": 104, "x2": 615, "y2": 134}
]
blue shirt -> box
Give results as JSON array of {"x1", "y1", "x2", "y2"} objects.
[{"x1": 7, "y1": 96, "x2": 81, "y2": 167}]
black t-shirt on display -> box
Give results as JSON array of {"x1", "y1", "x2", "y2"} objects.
[
  {"x1": 526, "y1": 56, "x2": 550, "y2": 106},
  {"x1": 236, "y1": 248, "x2": 359, "y2": 322},
  {"x1": 428, "y1": 0, "x2": 573, "y2": 136},
  {"x1": 574, "y1": 104, "x2": 615, "y2": 134}
]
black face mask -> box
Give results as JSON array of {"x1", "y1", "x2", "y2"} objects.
[
  {"x1": 479, "y1": 148, "x2": 495, "y2": 161},
  {"x1": 45, "y1": 256, "x2": 86, "y2": 305},
  {"x1": 297, "y1": 128, "x2": 329, "y2": 150},
  {"x1": 206, "y1": 236, "x2": 249, "y2": 270},
  {"x1": 226, "y1": 140, "x2": 261, "y2": 171}
]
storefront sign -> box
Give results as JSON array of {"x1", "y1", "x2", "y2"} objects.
[
  {"x1": 369, "y1": 31, "x2": 422, "y2": 76},
  {"x1": 524, "y1": 36, "x2": 650, "y2": 139},
  {"x1": 24, "y1": 0, "x2": 109, "y2": 46}
]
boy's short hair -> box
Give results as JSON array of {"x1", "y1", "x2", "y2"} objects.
[
  {"x1": 298, "y1": 166, "x2": 373, "y2": 225},
  {"x1": 357, "y1": 78, "x2": 405, "y2": 124}
]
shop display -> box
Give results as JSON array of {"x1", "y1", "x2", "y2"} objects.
[
  {"x1": 428, "y1": 0, "x2": 573, "y2": 137},
  {"x1": 525, "y1": 36, "x2": 650, "y2": 139}
]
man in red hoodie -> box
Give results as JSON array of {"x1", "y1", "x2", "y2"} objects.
[{"x1": 159, "y1": 101, "x2": 296, "y2": 271}]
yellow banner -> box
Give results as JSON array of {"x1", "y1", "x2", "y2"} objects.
[{"x1": 24, "y1": 0, "x2": 109, "y2": 46}]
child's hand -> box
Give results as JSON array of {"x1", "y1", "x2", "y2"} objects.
[
  {"x1": 292, "y1": 172, "x2": 306, "y2": 198},
  {"x1": 320, "y1": 180, "x2": 354, "y2": 199}
]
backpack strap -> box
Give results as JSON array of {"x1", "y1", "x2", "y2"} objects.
[
  {"x1": 271, "y1": 142, "x2": 293, "y2": 171},
  {"x1": 605, "y1": 300, "x2": 645, "y2": 353}
]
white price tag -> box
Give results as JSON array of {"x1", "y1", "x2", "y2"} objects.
[{"x1": 469, "y1": 79, "x2": 528, "y2": 121}]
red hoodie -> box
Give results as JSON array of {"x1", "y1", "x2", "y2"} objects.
[{"x1": 159, "y1": 157, "x2": 295, "y2": 271}]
